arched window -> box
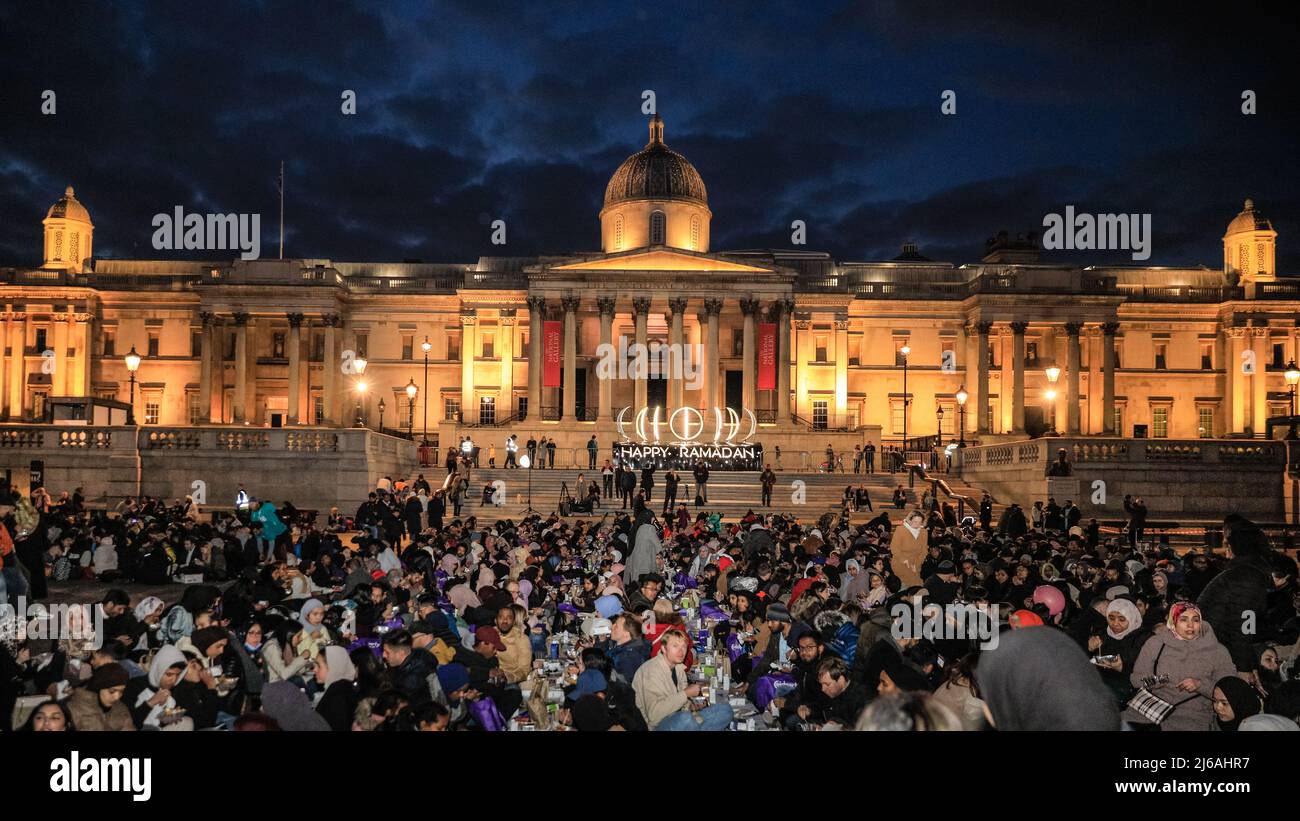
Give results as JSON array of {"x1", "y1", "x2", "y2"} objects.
[
  {"x1": 649, "y1": 211, "x2": 666, "y2": 245},
  {"x1": 614, "y1": 214, "x2": 624, "y2": 250},
  {"x1": 54, "y1": 230, "x2": 63, "y2": 260},
  {"x1": 690, "y1": 215, "x2": 700, "y2": 250}
]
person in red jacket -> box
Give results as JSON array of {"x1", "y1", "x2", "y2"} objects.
[{"x1": 788, "y1": 564, "x2": 823, "y2": 606}]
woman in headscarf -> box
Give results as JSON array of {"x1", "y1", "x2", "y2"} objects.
[
  {"x1": 295, "y1": 598, "x2": 332, "y2": 661},
  {"x1": 132, "y1": 596, "x2": 165, "y2": 651},
  {"x1": 126, "y1": 645, "x2": 191, "y2": 730},
  {"x1": 445, "y1": 578, "x2": 481, "y2": 616},
  {"x1": 622, "y1": 522, "x2": 660, "y2": 589},
  {"x1": 67, "y1": 663, "x2": 136, "y2": 731},
  {"x1": 314, "y1": 644, "x2": 359, "y2": 731},
  {"x1": 262, "y1": 618, "x2": 312, "y2": 684},
  {"x1": 1090, "y1": 598, "x2": 1150, "y2": 704},
  {"x1": 260, "y1": 680, "x2": 330, "y2": 731},
  {"x1": 159, "y1": 585, "x2": 221, "y2": 644},
  {"x1": 1123, "y1": 602, "x2": 1237, "y2": 731},
  {"x1": 1212, "y1": 675, "x2": 1263, "y2": 731},
  {"x1": 975, "y1": 622, "x2": 1119, "y2": 730}
]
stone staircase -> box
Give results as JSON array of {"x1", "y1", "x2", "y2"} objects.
[{"x1": 408, "y1": 465, "x2": 1004, "y2": 525}]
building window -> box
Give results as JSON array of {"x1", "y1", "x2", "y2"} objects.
[
  {"x1": 1113, "y1": 340, "x2": 1122, "y2": 369},
  {"x1": 1154, "y1": 342, "x2": 1168, "y2": 370},
  {"x1": 313, "y1": 395, "x2": 325, "y2": 425},
  {"x1": 812, "y1": 399, "x2": 828, "y2": 431},
  {"x1": 1025, "y1": 341, "x2": 1039, "y2": 366},
  {"x1": 311, "y1": 333, "x2": 324, "y2": 361},
  {"x1": 191, "y1": 330, "x2": 202, "y2": 358},
  {"x1": 815, "y1": 335, "x2": 828, "y2": 363},
  {"x1": 732, "y1": 330, "x2": 744, "y2": 357},
  {"x1": 144, "y1": 394, "x2": 161, "y2": 425},
  {"x1": 848, "y1": 336, "x2": 860, "y2": 366},
  {"x1": 33, "y1": 393, "x2": 48, "y2": 420},
  {"x1": 1152, "y1": 406, "x2": 1169, "y2": 438},
  {"x1": 479, "y1": 396, "x2": 496, "y2": 426},
  {"x1": 401, "y1": 335, "x2": 413, "y2": 360},
  {"x1": 891, "y1": 400, "x2": 906, "y2": 435},
  {"x1": 517, "y1": 396, "x2": 528, "y2": 421},
  {"x1": 1270, "y1": 403, "x2": 1289, "y2": 420},
  {"x1": 188, "y1": 392, "x2": 203, "y2": 424},
  {"x1": 272, "y1": 332, "x2": 286, "y2": 359},
  {"x1": 1273, "y1": 343, "x2": 1286, "y2": 368},
  {"x1": 103, "y1": 330, "x2": 116, "y2": 357},
  {"x1": 986, "y1": 400, "x2": 999, "y2": 435},
  {"x1": 1200, "y1": 343, "x2": 1213, "y2": 370},
  {"x1": 448, "y1": 334, "x2": 461, "y2": 362},
  {"x1": 941, "y1": 339, "x2": 954, "y2": 365},
  {"x1": 519, "y1": 331, "x2": 528, "y2": 352},
  {"x1": 444, "y1": 396, "x2": 461, "y2": 422},
  {"x1": 1113, "y1": 406, "x2": 1124, "y2": 435},
  {"x1": 355, "y1": 333, "x2": 368, "y2": 359},
  {"x1": 481, "y1": 333, "x2": 494, "y2": 359},
  {"x1": 225, "y1": 332, "x2": 236, "y2": 360},
  {"x1": 34, "y1": 328, "x2": 47, "y2": 353},
  {"x1": 147, "y1": 332, "x2": 160, "y2": 358},
  {"x1": 1198, "y1": 407, "x2": 1214, "y2": 438},
  {"x1": 649, "y1": 211, "x2": 666, "y2": 245}
]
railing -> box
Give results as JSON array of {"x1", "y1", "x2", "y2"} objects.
[
  {"x1": 791, "y1": 413, "x2": 861, "y2": 432},
  {"x1": 1115, "y1": 285, "x2": 1238, "y2": 303},
  {"x1": 540, "y1": 406, "x2": 561, "y2": 422},
  {"x1": 755, "y1": 409, "x2": 777, "y2": 424},
  {"x1": 1256, "y1": 282, "x2": 1300, "y2": 299}
]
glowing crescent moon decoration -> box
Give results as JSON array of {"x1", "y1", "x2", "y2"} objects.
[
  {"x1": 651, "y1": 406, "x2": 662, "y2": 443},
  {"x1": 634, "y1": 407, "x2": 648, "y2": 442},
  {"x1": 743, "y1": 407, "x2": 758, "y2": 442},
  {"x1": 669, "y1": 407, "x2": 704, "y2": 441},
  {"x1": 713, "y1": 407, "x2": 723, "y2": 443},
  {"x1": 616, "y1": 406, "x2": 630, "y2": 440},
  {"x1": 723, "y1": 407, "x2": 741, "y2": 443}
]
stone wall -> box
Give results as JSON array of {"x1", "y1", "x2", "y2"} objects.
[
  {"x1": 958, "y1": 437, "x2": 1287, "y2": 522},
  {"x1": 0, "y1": 426, "x2": 417, "y2": 515}
]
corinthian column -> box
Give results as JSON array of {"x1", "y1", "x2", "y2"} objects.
[
  {"x1": 562, "y1": 297, "x2": 580, "y2": 420},
  {"x1": 703, "y1": 298, "x2": 722, "y2": 408},
  {"x1": 632, "y1": 297, "x2": 651, "y2": 412},
  {"x1": 740, "y1": 298, "x2": 759, "y2": 413},
  {"x1": 597, "y1": 297, "x2": 616, "y2": 420}
]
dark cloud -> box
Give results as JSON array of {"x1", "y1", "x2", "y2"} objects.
[{"x1": 1, "y1": 0, "x2": 1297, "y2": 272}]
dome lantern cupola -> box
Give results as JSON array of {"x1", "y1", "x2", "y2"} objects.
[
  {"x1": 600, "y1": 115, "x2": 711, "y2": 253},
  {"x1": 42, "y1": 185, "x2": 94, "y2": 273},
  {"x1": 1223, "y1": 197, "x2": 1276, "y2": 282}
]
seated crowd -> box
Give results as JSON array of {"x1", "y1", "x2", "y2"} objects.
[{"x1": 2, "y1": 477, "x2": 1299, "y2": 733}]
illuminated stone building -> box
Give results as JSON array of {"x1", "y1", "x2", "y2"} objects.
[{"x1": 2, "y1": 117, "x2": 1297, "y2": 462}]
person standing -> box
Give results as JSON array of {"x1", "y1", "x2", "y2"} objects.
[
  {"x1": 526, "y1": 435, "x2": 537, "y2": 469},
  {"x1": 852, "y1": 445, "x2": 863, "y2": 474},
  {"x1": 774, "y1": 445, "x2": 782, "y2": 470},
  {"x1": 760, "y1": 464, "x2": 776, "y2": 507},
  {"x1": 587, "y1": 435, "x2": 599, "y2": 471},
  {"x1": 504, "y1": 434, "x2": 518, "y2": 469},
  {"x1": 546, "y1": 437, "x2": 557, "y2": 469},
  {"x1": 692, "y1": 462, "x2": 709, "y2": 504},
  {"x1": 662, "y1": 468, "x2": 679, "y2": 516},
  {"x1": 602, "y1": 460, "x2": 615, "y2": 498},
  {"x1": 640, "y1": 462, "x2": 655, "y2": 503},
  {"x1": 864, "y1": 442, "x2": 875, "y2": 474},
  {"x1": 619, "y1": 463, "x2": 637, "y2": 510},
  {"x1": 825, "y1": 443, "x2": 835, "y2": 473},
  {"x1": 979, "y1": 492, "x2": 993, "y2": 533}
]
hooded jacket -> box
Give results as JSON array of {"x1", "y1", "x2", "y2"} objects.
[
  {"x1": 1124, "y1": 622, "x2": 1236, "y2": 731},
  {"x1": 978, "y1": 625, "x2": 1120, "y2": 730},
  {"x1": 1196, "y1": 552, "x2": 1272, "y2": 672}
]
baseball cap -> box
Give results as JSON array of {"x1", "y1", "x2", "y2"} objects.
[{"x1": 474, "y1": 626, "x2": 506, "y2": 651}]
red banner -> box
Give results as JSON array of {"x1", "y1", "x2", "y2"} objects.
[
  {"x1": 757, "y1": 323, "x2": 776, "y2": 390},
  {"x1": 543, "y1": 320, "x2": 562, "y2": 387}
]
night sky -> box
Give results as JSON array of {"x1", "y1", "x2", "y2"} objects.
[{"x1": 2, "y1": 1, "x2": 1298, "y2": 270}]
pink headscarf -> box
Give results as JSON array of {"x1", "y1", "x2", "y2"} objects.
[
  {"x1": 516, "y1": 579, "x2": 533, "y2": 607},
  {"x1": 1166, "y1": 601, "x2": 1201, "y2": 639}
]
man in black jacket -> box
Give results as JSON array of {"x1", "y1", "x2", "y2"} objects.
[
  {"x1": 382, "y1": 629, "x2": 436, "y2": 707},
  {"x1": 810, "y1": 656, "x2": 869, "y2": 727},
  {"x1": 693, "y1": 462, "x2": 710, "y2": 503},
  {"x1": 1198, "y1": 514, "x2": 1274, "y2": 676}
]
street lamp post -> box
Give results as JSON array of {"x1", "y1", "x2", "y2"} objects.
[
  {"x1": 1044, "y1": 363, "x2": 1061, "y2": 435},
  {"x1": 421, "y1": 337, "x2": 432, "y2": 444},
  {"x1": 955, "y1": 384, "x2": 968, "y2": 447},
  {"x1": 900, "y1": 344, "x2": 912, "y2": 487},
  {"x1": 353, "y1": 355, "x2": 368, "y2": 427},
  {"x1": 124, "y1": 345, "x2": 142, "y2": 424},
  {"x1": 406, "y1": 378, "x2": 418, "y2": 438},
  {"x1": 378, "y1": 397, "x2": 386, "y2": 432},
  {"x1": 1286, "y1": 360, "x2": 1300, "y2": 416}
]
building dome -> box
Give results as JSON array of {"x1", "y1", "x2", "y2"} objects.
[
  {"x1": 603, "y1": 115, "x2": 707, "y2": 207},
  {"x1": 1225, "y1": 198, "x2": 1273, "y2": 235},
  {"x1": 46, "y1": 186, "x2": 92, "y2": 223}
]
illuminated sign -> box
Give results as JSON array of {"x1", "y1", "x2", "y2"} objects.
[{"x1": 616, "y1": 405, "x2": 757, "y2": 445}]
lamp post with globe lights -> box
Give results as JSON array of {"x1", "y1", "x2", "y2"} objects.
[
  {"x1": 352, "y1": 354, "x2": 368, "y2": 427},
  {"x1": 124, "y1": 346, "x2": 142, "y2": 425},
  {"x1": 406, "y1": 379, "x2": 418, "y2": 438},
  {"x1": 1044, "y1": 363, "x2": 1061, "y2": 435}
]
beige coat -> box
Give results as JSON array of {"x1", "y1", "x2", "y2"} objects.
[
  {"x1": 497, "y1": 624, "x2": 533, "y2": 684},
  {"x1": 632, "y1": 652, "x2": 690, "y2": 730},
  {"x1": 67, "y1": 688, "x2": 136, "y2": 732},
  {"x1": 890, "y1": 521, "x2": 929, "y2": 586}
]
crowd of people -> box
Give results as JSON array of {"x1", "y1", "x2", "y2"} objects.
[{"x1": 2, "y1": 464, "x2": 1300, "y2": 733}]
